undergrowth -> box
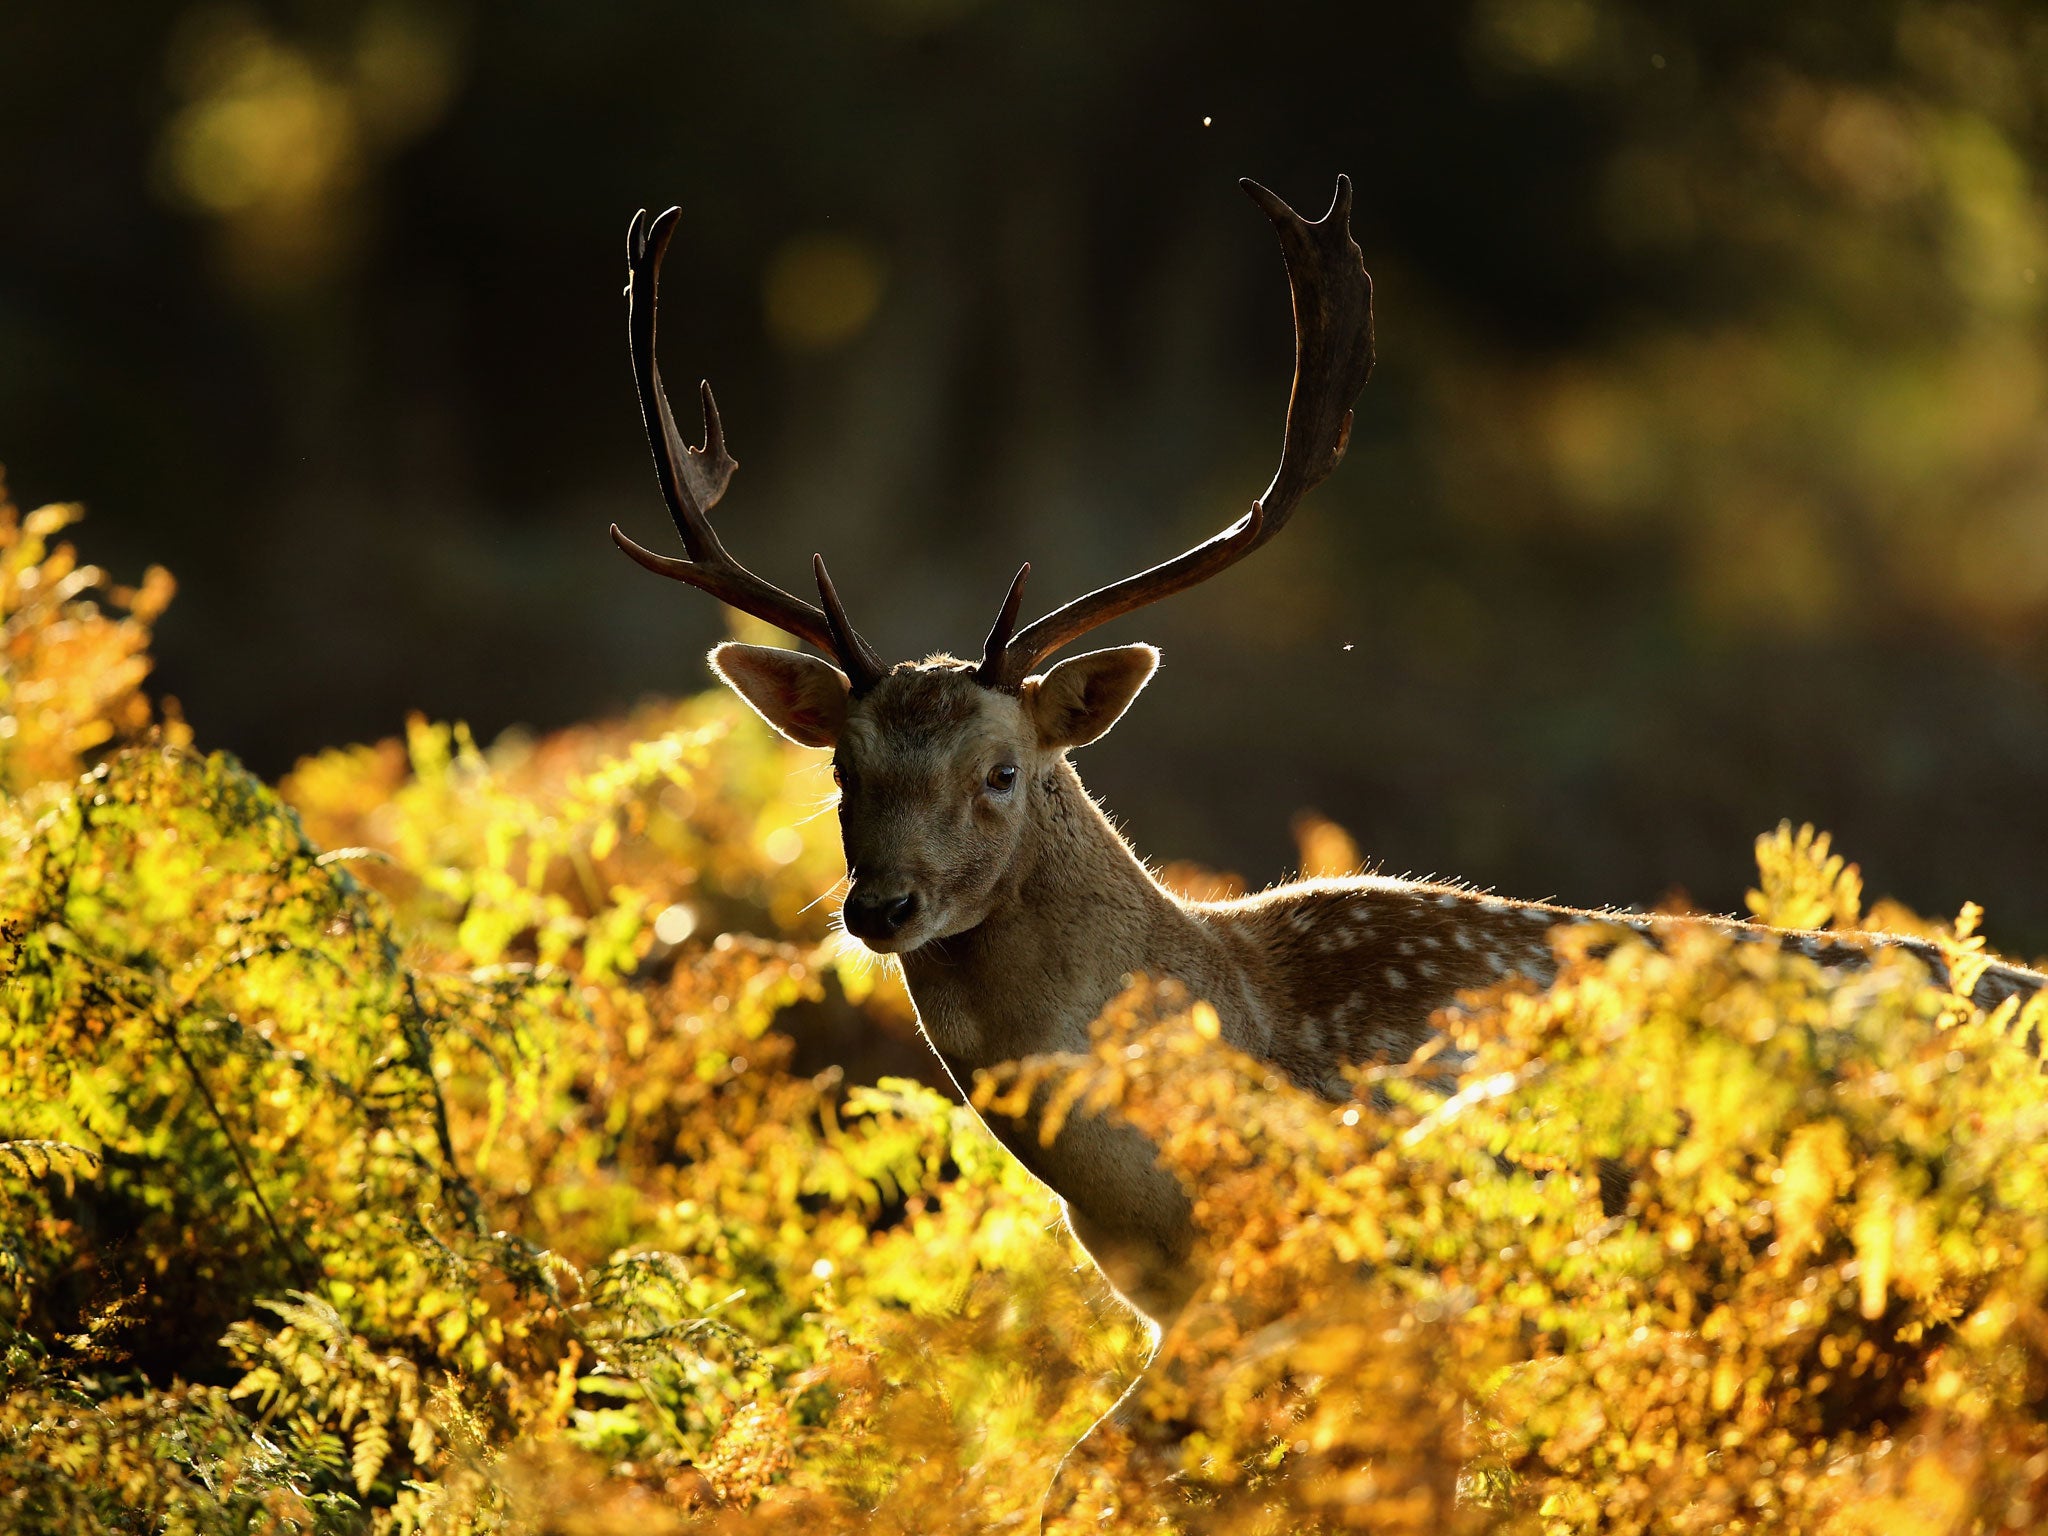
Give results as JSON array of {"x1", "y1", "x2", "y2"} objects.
[{"x1": 3, "y1": 481, "x2": 2046, "y2": 1534}]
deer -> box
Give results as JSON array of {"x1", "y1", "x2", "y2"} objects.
[{"x1": 607, "y1": 178, "x2": 2047, "y2": 1330}]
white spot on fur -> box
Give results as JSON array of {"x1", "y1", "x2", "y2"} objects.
[
  {"x1": 1384, "y1": 968, "x2": 1408, "y2": 990},
  {"x1": 1417, "y1": 961, "x2": 1439, "y2": 980},
  {"x1": 1438, "y1": 894, "x2": 1462, "y2": 909},
  {"x1": 1453, "y1": 930, "x2": 1475, "y2": 951},
  {"x1": 1398, "y1": 940, "x2": 1416, "y2": 956},
  {"x1": 1524, "y1": 908, "x2": 1553, "y2": 925},
  {"x1": 1486, "y1": 951, "x2": 1509, "y2": 973},
  {"x1": 1421, "y1": 934, "x2": 1442, "y2": 950}
]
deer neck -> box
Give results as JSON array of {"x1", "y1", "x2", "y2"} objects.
[{"x1": 897, "y1": 757, "x2": 1187, "y2": 1069}]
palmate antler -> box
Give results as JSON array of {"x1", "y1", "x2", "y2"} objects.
[
  {"x1": 612, "y1": 179, "x2": 1373, "y2": 695},
  {"x1": 975, "y1": 177, "x2": 1375, "y2": 689},
  {"x1": 610, "y1": 206, "x2": 887, "y2": 691}
]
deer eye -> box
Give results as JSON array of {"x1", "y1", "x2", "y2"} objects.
[{"x1": 985, "y1": 763, "x2": 1019, "y2": 794}]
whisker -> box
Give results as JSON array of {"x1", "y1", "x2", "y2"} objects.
[
  {"x1": 827, "y1": 928, "x2": 880, "y2": 983},
  {"x1": 800, "y1": 874, "x2": 851, "y2": 917}
]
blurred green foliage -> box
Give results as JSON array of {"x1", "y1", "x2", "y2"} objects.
[{"x1": 6, "y1": 502, "x2": 2048, "y2": 1532}]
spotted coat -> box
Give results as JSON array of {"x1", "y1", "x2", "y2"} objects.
[
  {"x1": 729, "y1": 657, "x2": 2047, "y2": 1327},
  {"x1": 1215, "y1": 876, "x2": 2043, "y2": 1101}
]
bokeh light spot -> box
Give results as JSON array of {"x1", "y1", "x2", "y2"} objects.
[
  {"x1": 764, "y1": 233, "x2": 887, "y2": 352},
  {"x1": 654, "y1": 902, "x2": 698, "y2": 945},
  {"x1": 1471, "y1": 0, "x2": 1602, "y2": 74}
]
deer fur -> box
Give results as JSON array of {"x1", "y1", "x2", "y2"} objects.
[
  {"x1": 616, "y1": 179, "x2": 2045, "y2": 1331},
  {"x1": 710, "y1": 641, "x2": 2048, "y2": 1326}
]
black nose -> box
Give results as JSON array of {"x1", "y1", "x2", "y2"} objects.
[{"x1": 845, "y1": 888, "x2": 920, "y2": 942}]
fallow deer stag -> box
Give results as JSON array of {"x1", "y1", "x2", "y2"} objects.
[{"x1": 610, "y1": 179, "x2": 2046, "y2": 1326}]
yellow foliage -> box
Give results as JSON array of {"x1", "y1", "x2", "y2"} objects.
[
  {"x1": 0, "y1": 477, "x2": 182, "y2": 794},
  {"x1": 1749, "y1": 820, "x2": 1863, "y2": 931},
  {"x1": 6, "y1": 503, "x2": 2048, "y2": 1534},
  {"x1": 1291, "y1": 811, "x2": 1362, "y2": 880}
]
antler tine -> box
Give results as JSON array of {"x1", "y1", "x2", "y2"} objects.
[
  {"x1": 988, "y1": 176, "x2": 1375, "y2": 690},
  {"x1": 614, "y1": 205, "x2": 888, "y2": 679},
  {"x1": 1235, "y1": 174, "x2": 1372, "y2": 535},
  {"x1": 813, "y1": 555, "x2": 887, "y2": 692},
  {"x1": 975, "y1": 562, "x2": 1031, "y2": 685}
]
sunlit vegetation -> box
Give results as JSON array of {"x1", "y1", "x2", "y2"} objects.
[{"x1": 6, "y1": 493, "x2": 2048, "y2": 1534}]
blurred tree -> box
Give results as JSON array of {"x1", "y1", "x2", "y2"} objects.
[{"x1": 1, "y1": 0, "x2": 2044, "y2": 947}]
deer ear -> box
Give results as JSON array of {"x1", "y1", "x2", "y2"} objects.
[
  {"x1": 1023, "y1": 644, "x2": 1159, "y2": 749},
  {"x1": 709, "y1": 643, "x2": 851, "y2": 748}
]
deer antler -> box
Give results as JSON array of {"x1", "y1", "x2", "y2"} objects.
[
  {"x1": 611, "y1": 206, "x2": 887, "y2": 691},
  {"x1": 980, "y1": 176, "x2": 1375, "y2": 691}
]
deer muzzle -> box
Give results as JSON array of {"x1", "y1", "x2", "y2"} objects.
[{"x1": 843, "y1": 883, "x2": 923, "y2": 949}]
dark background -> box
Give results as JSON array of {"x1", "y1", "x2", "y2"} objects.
[{"x1": 5, "y1": 1, "x2": 2047, "y2": 949}]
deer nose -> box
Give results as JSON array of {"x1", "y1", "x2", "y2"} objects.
[{"x1": 845, "y1": 887, "x2": 920, "y2": 943}]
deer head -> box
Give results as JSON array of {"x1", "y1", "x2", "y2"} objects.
[{"x1": 611, "y1": 179, "x2": 1375, "y2": 953}]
